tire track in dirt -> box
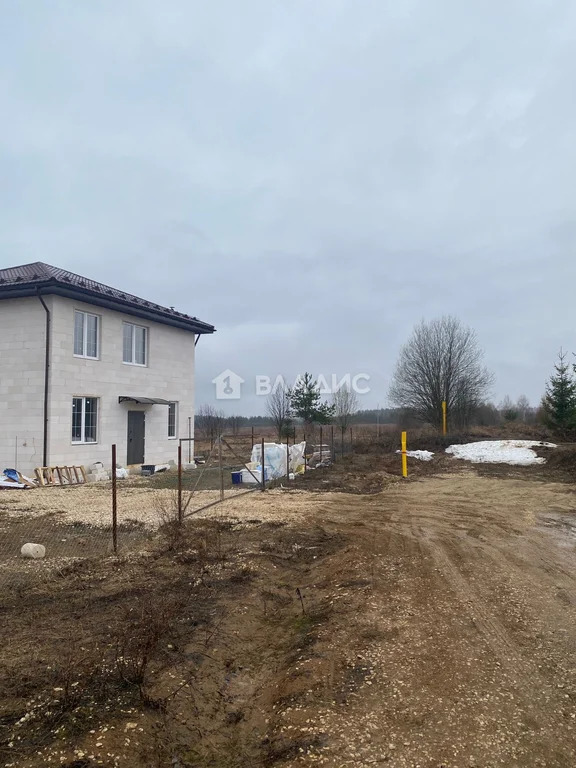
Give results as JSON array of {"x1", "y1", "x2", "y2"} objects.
[
  {"x1": 424, "y1": 535, "x2": 576, "y2": 765},
  {"x1": 280, "y1": 473, "x2": 576, "y2": 767},
  {"x1": 429, "y1": 539, "x2": 522, "y2": 658}
]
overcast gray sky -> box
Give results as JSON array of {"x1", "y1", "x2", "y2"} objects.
[{"x1": 2, "y1": 0, "x2": 576, "y2": 414}]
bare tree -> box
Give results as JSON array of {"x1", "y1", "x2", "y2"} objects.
[
  {"x1": 195, "y1": 404, "x2": 225, "y2": 443},
  {"x1": 499, "y1": 395, "x2": 519, "y2": 422},
  {"x1": 474, "y1": 401, "x2": 501, "y2": 427},
  {"x1": 332, "y1": 384, "x2": 358, "y2": 434},
  {"x1": 266, "y1": 388, "x2": 292, "y2": 441},
  {"x1": 389, "y1": 316, "x2": 493, "y2": 429},
  {"x1": 516, "y1": 394, "x2": 530, "y2": 423}
]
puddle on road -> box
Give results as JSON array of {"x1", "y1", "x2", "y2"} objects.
[{"x1": 538, "y1": 513, "x2": 576, "y2": 549}]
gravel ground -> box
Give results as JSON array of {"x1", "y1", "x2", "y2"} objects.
[{"x1": 0, "y1": 484, "x2": 324, "y2": 530}]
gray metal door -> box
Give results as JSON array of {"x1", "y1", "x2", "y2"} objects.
[{"x1": 127, "y1": 411, "x2": 145, "y2": 465}]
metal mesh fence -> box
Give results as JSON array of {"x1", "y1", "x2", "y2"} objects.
[
  {"x1": 0, "y1": 439, "x2": 250, "y2": 589},
  {"x1": 0, "y1": 431, "x2": 340, "y2": 590},
  {"x1": 0, "y1": 483, "x2": 160, "y2": 589}
]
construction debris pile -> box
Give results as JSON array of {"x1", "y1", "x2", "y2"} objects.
[
  {"x1": 1, "y1": 465, "x2": 90, "y2": 489},
  {"x1": 0, "y1": 468, "x2": 36, "y2": 490}
]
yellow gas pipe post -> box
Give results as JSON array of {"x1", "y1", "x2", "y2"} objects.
[
  {"x1": 442, "y1": 400, "x2": 447, "y2": 436},
  {"x1": 401, "y1": 431, "x2": 408, "y2": 478}
]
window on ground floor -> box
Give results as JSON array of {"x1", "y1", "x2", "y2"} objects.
[
  {"x1": 72, "y1": 397, "x2": 99, "y2": 443},
  {"x1": 168, "y1": 402, "x2": 177, "y2": 438}
]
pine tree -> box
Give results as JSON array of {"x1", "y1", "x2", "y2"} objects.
[
  {"x1": 288, "y1": 372, "x2": 335, "y2": 426},
  {"x1": 541, "y1": 349, "x2": 576, "y2": 435}
]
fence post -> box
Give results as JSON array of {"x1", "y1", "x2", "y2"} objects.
[
  {"x1": 320, "y1": 426, "x2": 323, "y2": 464},
  {"x1": 218, "y1": 436, "x2": 224, "y2": 501},
  {"x1": 111, "y1": 443, "x2": 118, "y2": 554},
  {"x1": 178, "y1": 444, "x2": 183, "y2": 523},
  {"x1": 187, "y1": 417, "x2": 192, "y2": 463},
  {"x1": 331, "y1": 425, "x2": 335, "y2": 462},
  {"x1": 286, "y1": 440, "x2": 290, "y2": 482},
  {"x1": 251, "y1": 426, "x2": 254, "y2": 449},
  {"x1": 260, "y1": 436, "x2": 266, "y2": 491}
]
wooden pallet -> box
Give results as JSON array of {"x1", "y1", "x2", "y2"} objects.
[{"x1": 34, "y1": 465, "x2": 87, "y2": 486}]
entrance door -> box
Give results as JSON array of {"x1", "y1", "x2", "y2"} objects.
[{"x1": 127, "y1": 411, "x2": 145, "y2": 465}]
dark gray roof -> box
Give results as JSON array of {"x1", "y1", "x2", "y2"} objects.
[{"x1": 0, "y1": 262, "x2": 215, "y2": 334}]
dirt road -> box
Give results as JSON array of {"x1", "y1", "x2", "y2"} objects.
[{"x1": 279, "y1": 470, "x2": 576, "y2": 766}]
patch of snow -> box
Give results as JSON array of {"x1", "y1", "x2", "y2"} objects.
[
  {"x1": 396, "y1": 450, "x2": 434, "y2": 461},
  {"x1": 445, "y1": 440, "x2": 556, "y2": 466}
]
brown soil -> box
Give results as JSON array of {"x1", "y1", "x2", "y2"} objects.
[
  {"x1": 293, "y1": 451, "x2": 457, "y2": 494},
  {"x1": 296, "y1": 442, "x2": 576, "y2": 493},
  {"x1": 1, "y1": 457, "x2": 576, "y2": 767},
  {"x1": 0, "y1": 517, "x2": 343, "y2": 767},
  {"x1": 276, "y1": 471, "x2": 576, "y2": 767}
]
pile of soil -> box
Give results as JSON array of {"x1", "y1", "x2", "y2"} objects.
[
  {"x1": 535, "y1": 444, "x2": 576, "y2": 480},
  {"x1": 475, "y1": 443, "x2": 576, "y2": 483},
  {"x1": 293, "y1": 450, "x2": 454, "y2": 494}
]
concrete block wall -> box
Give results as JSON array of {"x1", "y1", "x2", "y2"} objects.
[
  {"x1": 0, "y1": 293, "x2": 197, "y2": 476},
  {"x1": 47, "y1": 296, "x2": 195, "y2": 472},
  {"x1": 0, "y1": 297, "x2": 46, "y2": 473}
]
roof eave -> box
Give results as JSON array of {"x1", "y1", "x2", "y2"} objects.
[{"x1": 0, "y1": 282, "x2": 215, "y2": 334}]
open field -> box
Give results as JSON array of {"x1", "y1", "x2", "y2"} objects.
[{"x1": 1, "y1": 443, "x2": 576, "y2": 766}]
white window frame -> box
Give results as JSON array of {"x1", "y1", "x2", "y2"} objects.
[
  {"x1": 71, "y1": 396, "x2": 99, "y2": 444},
  {"x1": 122, "y1": 322, "x2": 148, "y2": 366},
  {"x1": 74, "y1": 310, "x2": 100, "y2": 359},
  {"x1": 168, "y1": 402, "x2": 177, "y2": 439}
]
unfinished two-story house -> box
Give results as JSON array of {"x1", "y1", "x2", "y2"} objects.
[{"x1": 0, "y1": 262, "x2": 215, "y2": 477}]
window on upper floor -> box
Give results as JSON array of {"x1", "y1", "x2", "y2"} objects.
[
  {"x1": 123, "y1": 322, "x2": 148, "y2": 366},
  {"x1": 74, "y1": 310, "x2": 99, "y2": 359},
  {"x1": 72, "y1": 396, "x2": 98, "y2": 443},
  {"x1": 168, "y1": 402, "x2": 177, "y2": 438}
]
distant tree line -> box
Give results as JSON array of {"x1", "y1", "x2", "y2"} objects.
[
  {"x1": 197, "y1": 396, "x2": 544, "y2": 440},
  {"x1": 196, "y1": 319, "x2": 576, "y2": 441}
]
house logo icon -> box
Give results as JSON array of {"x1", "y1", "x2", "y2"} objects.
[{"x1": 212, "y1": 369, "x2": 245, "y2": 399}]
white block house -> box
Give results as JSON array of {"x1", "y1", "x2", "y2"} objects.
[{"x1": 0, "y1": 262, "x2": 215, "y2": 476}]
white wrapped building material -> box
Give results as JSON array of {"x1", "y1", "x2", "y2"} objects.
[
  {"x1": 241, "y1": 468, "x2": 267, "y2": 484},
  {"x1": 289, "y1": 442, "x2": 306, "y2": 473},
  {"x1": 21, "y1": 543, "x2": 46, "y2": 559},
  {"x1": 250, "y1": 442, "x2": 307, "y2": 479}
]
